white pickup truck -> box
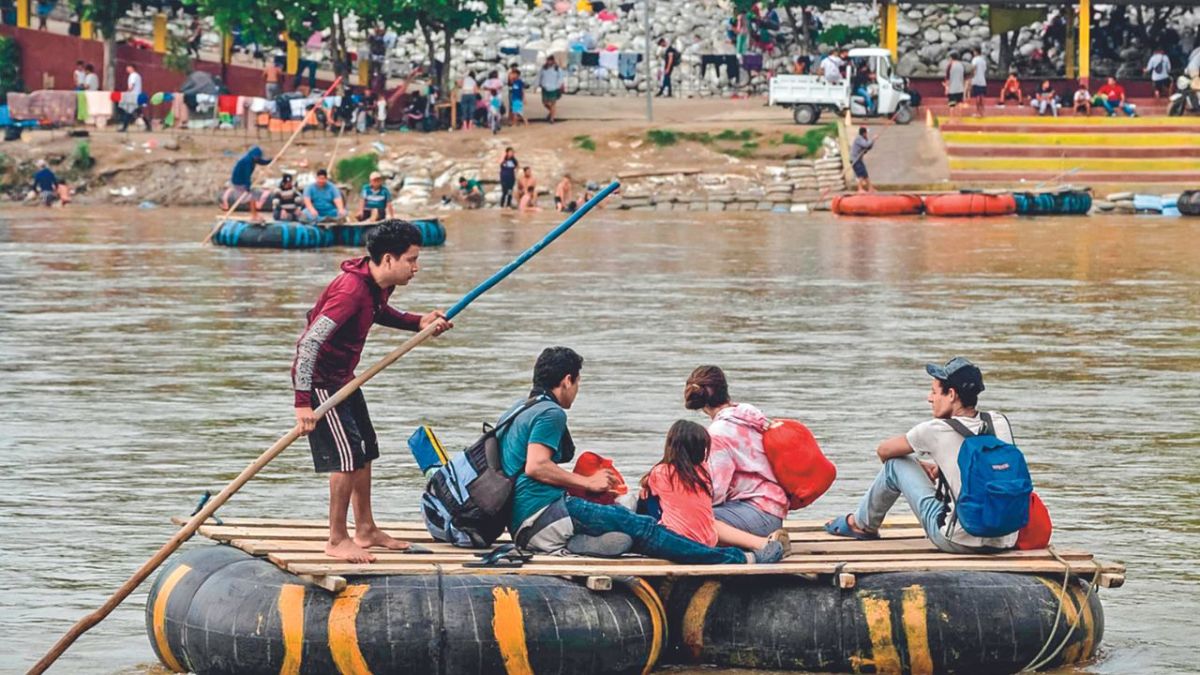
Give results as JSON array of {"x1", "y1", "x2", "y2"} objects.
[{"x1": 769, "y1": 47, "x2": 914, "y2": 125}]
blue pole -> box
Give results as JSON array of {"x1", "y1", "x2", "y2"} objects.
[{"x1": 445, "y1": 180, "x2": 620, "y2": 320}]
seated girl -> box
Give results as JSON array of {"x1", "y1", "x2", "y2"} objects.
[{"x1": 639, "y1": 420, "x2": 789, "y2": 557}]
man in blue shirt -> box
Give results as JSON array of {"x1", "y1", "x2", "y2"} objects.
[
  {"x1": 302, "y1": 169, "x2": 347, "y2": 223},
  {"x1": 228, "y1": 145, "x2": 271, "y2": 220},
  {"x1": 356, "y1": 171, "x2": 394, "y2": 222},
  {"x1": 32, "y1": 160, "x2": 70, "y2": 207},
  {"x1": 498, "y1": 347, "x2": 785, "y2": 565}
]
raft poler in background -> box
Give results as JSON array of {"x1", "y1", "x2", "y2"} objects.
[
  {"x1": 291, "y1": 221, "x2": 452, "y2": 562},
  {"x1": 683, "y1": 366, "x2": 796, "y2": 551},
  {"x1": 499, "y1": 347, "x2": 786, "y2": 564},
  {"x1": 272, "y1": 173, "x2": 300, "y2": 222},
  {"x1": 301, "y1": 168, "x2": 347, "y2": 224},
  {"x1": 825, "y1": 358, "x2": 1037, "y2": 553},
  {"x1": 357, "y1": 171, "x2": 395, "y2": 222},
  {"x1": 226, "y1": 145, "x2": 271, "y2": 221},
  {"x1": 32, "y1": 159, "x2": 71, "y2": 207}
]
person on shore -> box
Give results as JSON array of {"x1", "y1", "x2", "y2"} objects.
[
  {"x1": 824, "y1": 358, "x2": 1022, "y2": 555},
  {"x1": 302, "y1": 169, "x2": 347, "y2": 223},
  {"x1": 263, "y1": 60, "x2": 282, "y2": 100},
  {"x1": 368, "y1": 26, "x2": 388, "y2": 93},
  {"x1": 507, "y1": 65, "x2": 527, "y2": 126},
  {"x1": 357, "y1": 171, "x2": 394, "y2": 222},
  {"x1": 499, "y1": 347, "x2": 785, "y2": 564},
  {"x1": 73, "y1": 61, "x2": 87, "y2": 91},
  {"x1": 272, "y1": 173, "x2": 300, "y2": 221},
  {"x1": 518, "y1": 167, "x2": 539, "y2": 212},
  {"x1": 187, "y1": 17, "x2": 204, "y2": 58},
  {"x1": 482, "y1": 70, "x2": 504, "y2": 133},
  {"x1": 683, "y1": 366, "x2": 793, "y2": 552},
  {"x1": 969, "y1": 48, "x2": 988, "y2": 116},
  {"x1": 1073, "y1": 81, "x2": 1092, "y2": 115},
  {"x1": 554, "y1": 174, "x2": 574, "y2": 212},
  {"x1": 944, "y1": 52, "x2": 966, "y2": 110},
  {"x1": 1033, "y1": 80, "x2": 1060, "y2": 117},
  {"x1": 119, "y1": 64, "x2": 146, "y2": 132},
  {"x1": 499, "y1": 147, "x2": 519, "y2": 209},
  {"x1": 538, "y1": 56, "x2": 565, "y2": 124},
  {"x1": 1145, "y1": 48, "x2": 1171, "y2": 100},
  {"x1": 83, "y1": 63, "x2": 100, "y2": 91},
  {"x1": 849, "y1": 126, "x2": 875, "y2": 193},
  {"x1": 35, "y1": 0, "x2": 53, "y2": 30},
  {"x1": 458, "y1": 71, "x2": 477, "y2": 130},
  {"x1": 1094, "y1": 76, "x2": 1137, "y2": 117},
  {"x1": 291, "y1": 221, "x2": 452, "y2": 563},
  {"x1": 32, "y1": 160, "x2": 70, "y2": 207},
  {"x1": 228, "y1": 145, "x2": 271, "y2": 221},
  {"x1": 657, "y1": 38, "x2": 680, "y2": 97},
  {"x1": 456, "y1": 175, "x2": 484, "y2": 209},
  {"x1": 998, "y1": 70, "x2": 1023, "y2": 106}
]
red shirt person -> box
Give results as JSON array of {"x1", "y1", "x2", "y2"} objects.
[{"x1": 1094, "y1": 77, "x2": 1137, "y2": 117}]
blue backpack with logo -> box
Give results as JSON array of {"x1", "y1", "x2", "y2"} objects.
[{"x1": 942, "y1": 413, "x2": 1032, "y2": 538}]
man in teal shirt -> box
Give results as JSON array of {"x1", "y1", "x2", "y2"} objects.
[
  {"x1": 497, "y1": 347, "x2": 784, "y2": 564},
  {"x1": 302, "y1": 168, "x2": 347, "y2": 223}
]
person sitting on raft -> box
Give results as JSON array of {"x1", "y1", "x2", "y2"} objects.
[
  {"x1": 357, "y1": 171, "x2": 395, "y2": 223},
  {"x1": 639, "y1": 419, "x2": 791, "y2": 555},
  {"x1": 501, "y1": 347, "x2": 785, "y2": 564},
  {"x1": 302, "y1": 168, "x2": 347, "y2": 223},
  {"x1": 229, "y1": 145, "x2": 271, "y2": 221},
  {"x1": 683, "y1": 366, "x2": 794, "y2": 552},
  {"x1": 272, "y1": 173, "x2": 301, "y2": 222},
  {"x1": 825, "y1": 357, "x2": 1019, "y2": 553}
]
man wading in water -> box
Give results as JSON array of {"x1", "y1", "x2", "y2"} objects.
[{"x1": 291, "y1": 222, "x2": 452, "y2": 562}]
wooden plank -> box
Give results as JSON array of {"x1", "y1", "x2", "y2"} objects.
[
  {"x1": 177, "y1": 515, "x2": 920, "y2": 531},
  {"x1": 285, "y1": 558, "x2": 1123, "y2": 578},
  {"x1": 297, "y1": 574, "x2": 347, "y2": 593},
  {"x1": 616, "y1": 167, "x2": 703, "y2": 179}
]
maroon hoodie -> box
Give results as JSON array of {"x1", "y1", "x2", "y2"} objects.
[{"x1": 291, "y1": 256, "x2": 422, "y2": 407}]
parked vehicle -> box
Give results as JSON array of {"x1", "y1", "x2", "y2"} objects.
[
  {"x1": 1168, "y1": 74, "x2": 1200, "y2": 116},
  {"x1": 769, "y1": 47, "x2": 913, "y2": 125}
]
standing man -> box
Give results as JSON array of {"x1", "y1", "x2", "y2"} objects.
[
  {"x1": 1144, "y1": 48, "x2": 1171, "y2": 100},
  {"x1": 499, "y1": 147, "x2": 519, "y2": 209},
  {"x1": 944, "y1": 52, "x2": 966, "y2": 112},
  {"x1": 263, "y1": 60, "x2": 282, "y2": 100},
  {"x1": 657, "y1": 38, "x2": 680, "y2": 97},
  {"x1": 83, "y1": 64, "x2": 100, "y2": 91},
  {"x1": 820, "y1": 49, "x2": 845, "y2": 84},
  {"x1": 969, "y1": 48, "x2": 988, "y2": 116},
  {"x1": 507, "y1": 65, "x2": 527, "y2": 126},
  {"x1": 368, "y1": 26, "x2": 388, "y2": 93},
  {"x1": 73, "y1": 61, "x2": 87, "y2": 90},
  {"x1": 228, "y1": 145, "x2": 271, "y2": 221},
  {"x1": 292, "y1": 221, "x2": 452, "y2": 563},
  {"x1": 538, "y1": 56, "x2": 565, "y2": 124},
  {"x1": 120, "y1": 64, "x2": 145, "y2": 132},
  {"x1": 850, "y1": 126, "x2": 876, "y2": 193}
]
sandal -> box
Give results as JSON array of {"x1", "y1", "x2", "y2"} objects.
[
  {"x1": 767, "y1": 528, "x2": 793, "y2": 559},
  {"x1": 824, "y1": 514, "x2": 880, "y2": 540},
  {"x1": 463, "y1": 544, "x2": 532, "y2": 568}
]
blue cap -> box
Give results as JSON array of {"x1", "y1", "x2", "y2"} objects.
[{"x1": 925, "y1": 357, "x2": 985, "y2": 395}]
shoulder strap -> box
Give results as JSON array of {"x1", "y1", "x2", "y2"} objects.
[
  {"x1": 491, "y1": 395, "x2": 548, "y2": 437},
  {"x1": 943, "y1": 417, "x2": 975, "y2": 438},
  {"x1": 979, "y1": 412, "x2": 995, "y2": 436}
]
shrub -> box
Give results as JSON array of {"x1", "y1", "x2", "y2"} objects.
[
  {"x1": 781, "y1": 123, "x2": 837, "y2": 156},
  {"x1": 573, "y1": 134, "x2": 596, "y2": 151},
  {"x1": 333, "y1": 152, "x2": 378, "y2": 191},
  {"x1": 73, "y1": 141, "x2": 95, "y2": 171},
  {"x1": 0, "y1": 36, "x2": 22, "y2": 102},
  {"x1": 646, "y1": 129, "x2": 679, "y2": 146}
]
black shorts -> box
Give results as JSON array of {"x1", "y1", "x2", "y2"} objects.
[
  {"x1": 308, "y1": 387, "x2": 379, "y2": 473},
  {"x1": 1153, "y1": 79, "x2": 1170, "y2": 95},
  {"x1": 852, "y1": 159, "x2": 868, "y2": 179},
  {"x1": 359, "y1": 206, "x2": 386, "y2": 221},
  {"x1": 948, "y1": 92, "x2": 964, "y2": 104},
  {"x1": 971, "y1": 85, "x2": 987, "y2": 98}
]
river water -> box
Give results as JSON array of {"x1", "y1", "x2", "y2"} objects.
[{"x1": 0, "y1": 207, "x2": 1196, "y2": 674}]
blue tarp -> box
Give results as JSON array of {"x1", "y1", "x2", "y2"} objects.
[{"x1": 0, "y1": 104, "x2": 9, "y2": 127}]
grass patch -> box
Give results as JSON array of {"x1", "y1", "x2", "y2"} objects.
[
  {"x1": 646, "y1": 129, "x2": 679, "y2": 146},
  {"x1": 573, "y1": 134, "x2": 596, "y2": 152},
  {"x1": 716, "y1": 128, "x2": 758, "y2": 141},
  {"x1": 333, "y1": 152, "x2": 378, "y2": 191},
  {"x1": 781, "y1": 123, "x2": 837, "y2": 156},
  {"x1": 646, "y1": 128, "x2": 762, "y2": 148},
  {"x1": 73, "y1": 140, "x2": 95, "y2": 171}
]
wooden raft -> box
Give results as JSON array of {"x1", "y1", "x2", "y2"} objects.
[{"x1": 175, "y1": 515, "x2": 1126, "y2": 593}]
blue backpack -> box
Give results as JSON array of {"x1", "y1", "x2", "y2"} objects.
[{"x1": 942, "y1": 413, "x2": 1032, "y2": 538}]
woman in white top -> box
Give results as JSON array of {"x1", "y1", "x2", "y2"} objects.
[{"x1": 459, "y1": 71, "x2": 478, "y2": 130}]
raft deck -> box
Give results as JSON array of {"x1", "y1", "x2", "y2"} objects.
[{"x1": 177, "y1": 515, "x2": 1126, "y2": 593}]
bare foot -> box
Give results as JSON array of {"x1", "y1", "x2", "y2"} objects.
[
  {"x1": 326, "y1": 538, "x2": 376, "y2": 563},
  {"x1": 354, "y1": 527, "x2": 411, "y2": 551}
]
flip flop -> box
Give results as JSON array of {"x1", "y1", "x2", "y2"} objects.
[
  {"x1": 824, "y1": 514, "x2": 880, "y2": 540},
  {"x1": 402, "y1": 544, "x2": 433, "y2": 554},
  {"x1": 463, "y1": 545, "x2": 531, "y2": 568}
]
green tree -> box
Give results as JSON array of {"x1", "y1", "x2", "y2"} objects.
[{"x1": 731, "y1": 0, "x2": 834, "y2": 53}]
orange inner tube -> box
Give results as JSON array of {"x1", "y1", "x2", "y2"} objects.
[
  {"x1": 832, "y1": 194, "x2": 924, "y2": 216},
  {"x1": 923, "y1": 193, "x2": 1017, "y2": 217}
]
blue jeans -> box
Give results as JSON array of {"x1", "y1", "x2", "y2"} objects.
[
  {"x1": 564, "y1": 496, "x2": 747, "y2": 564},
  {"x1": 1097, "y1": 98, "x2": 1135, "y2": 116},
  {"x1": 855, "y1": 86, "x2": 875, "y2": 114},
  {"x1": 293, "y1": 59, "x2": 317, "y2": 89},
  {"x1": 853, "y1": 456, "x2": 980, "y2": 554}
]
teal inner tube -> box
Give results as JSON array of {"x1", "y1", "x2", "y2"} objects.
[
  {"x1": 1178, "y1": 190, "x2": 1200, "y2": 216},
  {"x1": 659, "y1": 571, "x2": 1103, "y2": 674},
  {"x1": 1013, "y1": 191, "x2": 1093, "y2": 216},
  {"x1": 145, "y1": 546, "x2": 662, "y2": 675},
  {"x1": 212, "y1": 218, "x2": 446, "y2": 249}
]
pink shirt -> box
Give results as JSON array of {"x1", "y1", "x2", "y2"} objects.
[
  {"x1": 707, "y1": 403, "x2": 789, "y2": 519},
  {"x1": 643, "y1": 464, "x2": 718, "y2": 547}
]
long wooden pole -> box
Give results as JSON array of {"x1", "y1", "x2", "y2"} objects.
[
  {"x1": 202, "y1": 76, "x2": 345, "y2": 245},
  {"x1": 27, "y1": 181, "x2": 620, "y2": 675}
]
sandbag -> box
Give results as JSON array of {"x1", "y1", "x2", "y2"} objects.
[{"x1": 762, "y1": 419, "x2": 836, "y2": 510}]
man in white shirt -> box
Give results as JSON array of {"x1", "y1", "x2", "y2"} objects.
[
  {"x1": 126, "y1": 64, "x2": 143, "y2": 97},
  {"x1": 820, "y1": 50, "x2": 845, "y2": 84},
  {"x1": 969, "y1": 48, "x2": 988, "y2": 116},
  {"x1": 73, "y1": 61, "x2": 87, "y2": 90},
  {"x1": 825, "y1": 357, "x2": 1020, "y2": 553},
  {"x1": 120, "y1": 65, "x2": 146, "y2": 132},
  {"x1": 1144, "y1": 48, "x2": 1171, "y2": 99}
]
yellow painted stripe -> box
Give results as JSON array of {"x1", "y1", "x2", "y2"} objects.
[
  {"x1": 491, "y1": 586, "x2": 534, "y2": 675},
  {"x1": 627, "y1": 578, "x2": 667, "y2": 675},
  {"x1": 1035, "y1": 577, "x2": 1083, "y2": 666},
  {"x1": 329, "y1": 584, "x2": 373, "y2": 675},
  {"x1": 680, "y1": 580, "x2": 720, "y2": 662},
  {"x1": 278, "y1": 584, "x2": 306, "y2": 675},
  {"x1": 950, "y1": 115, "x2": 1200, "y2": 127},
  {"x1": 152, "y1": 564, "x2": 192, "y2": 673},
  {"x1": 860, "y1": 594, "x2": 902, "y2": 674},
  {"x1": 949, "y1": 156, "x2": 1200, "y2": 172},
  {"x1": 943, "y1": 132, "x2": 1200, "y2": 148},
  {"x1": 900, "y1": 586, "x2": 934, "y2": 675}
]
